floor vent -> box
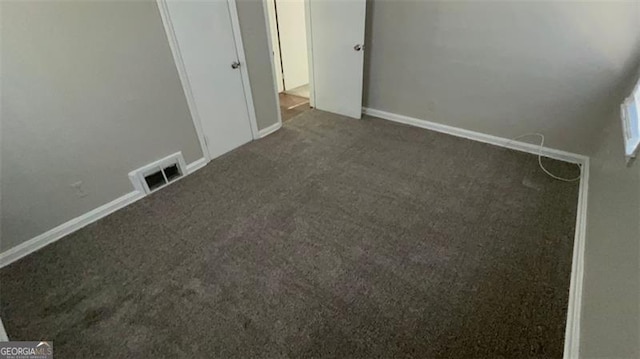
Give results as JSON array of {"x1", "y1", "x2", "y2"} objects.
[{"x1": 129, "y1": 152, "x2": 187, "y2": 194}]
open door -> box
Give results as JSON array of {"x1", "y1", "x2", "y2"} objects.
[{"x1": 308, "y1": 0, "x2": 366, "y2": 119}]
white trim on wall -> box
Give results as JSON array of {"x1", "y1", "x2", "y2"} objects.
[
  {"x1": 563, "y1": 158, "x2": 589, "y2": 359},
  {"x1": 0, "y1": 158, "x2": 208, "y2": 270},
  {"x1": 362, "y1": 108, "x2": 589, "y2": 164},
  {"x1": 0, "y1": 191, "x2": 145, "y2": 269},
  {"x1": 227, "y1": 0, "x2": 261, "y2": 140},
  {"x1": 259, "y1": 121, "x2": 282, "y2": 138},
  {"x1": 303, "y1": 0, "x2": 316, "y2": 107},
  {"x1": 186, "y1": 157, "x2": 208, "y2": 174},
  {"x1": 156, "y1": 0, "x2": 211, "y2": 163},
  {"x1": 261, "y1": 0, "x2": 284, "y2": 129},
  {"x1": 362, "y1": 107, "x2": 588, "y2": 359},
  {"x1": 0, "y1": 318, "x2": 8, "y2": 341}
]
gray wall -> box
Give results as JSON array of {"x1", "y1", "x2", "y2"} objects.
[
  {"x1": 2, "y1": 1, "x2": 640, "y2": 355},
  {"x1": 1, "y1": 1, "x2": 202, "y2": 250},
  {"x1": 581, "y1": 111, "x2": 640, "y2": 358},
  {"x1": 364, "y1": 1, "x2": 640, "y2": 154},
  {"x1": 364, "y1": 1, "x2": 640, "y2": 355},
  {"x1": 236, "y1": 0, "x2": 280, "y2": 131}
]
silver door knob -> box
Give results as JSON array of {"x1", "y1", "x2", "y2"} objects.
[
  {"x1": 231, "y1": 61, "x2": 241, "y2": 69},
  {"x1": 354, "y1": 44, "x2": 363, "y2": 51}
]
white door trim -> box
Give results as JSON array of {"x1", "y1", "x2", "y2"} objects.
[
  {"x1": 261, "y1": 0, "x2": 283, "y2": 127},
  {"x1": 156, "y1": 0, "x2": 260, "y2": 162},
  {"x1": 227, "y1": 0, "x2": 260, "y2": 140},
  {"x1": 304, "y1": 0, "x2": 316, "y2": 107},
  {"x1": 156, "y1": 0, "x2": 211, "y2": 162},
  {"x1": 262, "y1": 0, "x2": 315, "y2": 109}
]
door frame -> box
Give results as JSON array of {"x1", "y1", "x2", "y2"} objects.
[
  {"x1": 261, "y1": 0, "x2": 283, "y2": 128},
  {"x1": 303, "y1": 0, "x2": 316, "y2": 108},
  {"x1": 262, "y1": 0, "x2": 316, "y2": 109},
  {"x1": 156, "y1": 0, "x2": 260, "y2": 163}
]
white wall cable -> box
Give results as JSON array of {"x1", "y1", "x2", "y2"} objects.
[{"x1": 510, "y1": 133, "x2": 582, "y2": 182}]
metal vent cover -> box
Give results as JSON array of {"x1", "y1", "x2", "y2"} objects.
[{"x1": 128, "y1": 152, "x2": 187, "y2": 194}]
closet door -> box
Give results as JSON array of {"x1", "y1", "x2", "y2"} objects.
[{"x1": 163, "y1": 0, "x2": 254, "y2": 159}]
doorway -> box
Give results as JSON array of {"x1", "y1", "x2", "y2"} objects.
[
  {"x1": 263, "y1": 0, "x2": 367, "y2": 123},
  {"x1": 265, "y1": 0, "x2": 312, "y2": 122}
]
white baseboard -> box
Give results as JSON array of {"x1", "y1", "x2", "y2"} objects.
[
  {"x1": 186, "y1": 157, "x2": 208, "y2": 174},
  {"x1": 563, "y1": 158, "x2": 589, "y2": 359},
  {"x1": 0, "y1": 158, "x2": 208, "y2": 270},
  {"x1": 362, "y1": 107, "x2": 588, "y2": 165},
  {"x1": 0, "y1": 191, "x2": 145, "y2": 269},
  {"x1": 0, "y1": 318, "x2": 8, "y2": 341},
  {"x1": 362, "y1": 107, "x2": 588, "y2": 358},
  {"x1": 0, "y1": 111, "x2": 588, "y2": 354},
  {"x1": 258, "y1": 122, "x2": 282, "y2": 138}
]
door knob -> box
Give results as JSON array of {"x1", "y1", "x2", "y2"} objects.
[
  {"x1": 354, "y1": 44, "x2": 363, "y2": 51},
  {"x1": 231, "y1": 61, "x2": 241, "y2": 69}
]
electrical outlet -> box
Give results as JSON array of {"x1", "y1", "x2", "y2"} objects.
[{"x1": 71, "y1": 181, "x2": 87, "y2": 197}]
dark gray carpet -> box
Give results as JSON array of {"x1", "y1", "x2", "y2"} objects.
[{"x1": 0, "y1": 110, "x2": 580, "y2": 358}]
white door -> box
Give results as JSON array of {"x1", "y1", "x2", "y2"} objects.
[
  {"x1": 276, "y1": 0, "x2": 309, "y2": 91},
  {"x1": 164, "y1": 0, "x2": 254, "y2": 159},
  {"x1": 308, "y1": 0, "x2": 366, "y2": 119}
]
